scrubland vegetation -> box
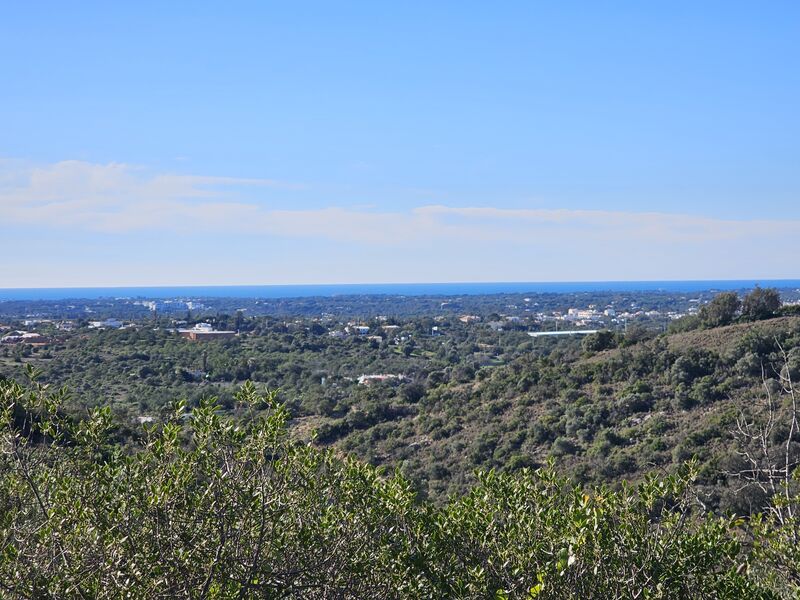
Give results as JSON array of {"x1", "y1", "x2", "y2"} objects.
[
  {"x1": 3, "y1": 289, "x2": 800, "y2": 597},
  {"x1": 2, "y1": 374, "x2": 799, "y2": 599}
]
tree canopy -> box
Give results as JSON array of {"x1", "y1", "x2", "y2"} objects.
[
  {"x1": 742, "y1": 287, "x2": 782, "y2": 321},
  {"x1": 699, "y1": 291, "x2": 741, "y2": 327}
]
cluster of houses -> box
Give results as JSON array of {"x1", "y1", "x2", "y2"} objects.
[
  {"x1": 444, "y1": 303, "x2": 695, "y2": 333},
  {"x1": 134, "y1": 300, "x2": 208, "y2": 313},
  {"x1": 0, "y1": 331, "x2": 52, "y2": 346},
  {"x1": 0, "y1": 318, "x2": 238, "y2": 345},
  {"x1": 529, "y1": 306, "x2": 677, "y2": 329}
]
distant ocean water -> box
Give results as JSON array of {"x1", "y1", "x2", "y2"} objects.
[{"x1": 1, "y1": 281, "x2": 799, "y2": 301}]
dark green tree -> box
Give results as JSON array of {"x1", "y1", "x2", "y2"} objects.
[
  {"x1": 581, "y1": 330, "x2": 618, "y2": 353},
  {"x1": 699, "y1": 291, "x2": 741, "y2": 327},
  {"x1": 742, "y1": 286, "x2": 781, "y2": 321}
]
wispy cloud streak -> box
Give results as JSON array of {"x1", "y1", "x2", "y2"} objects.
[{"x1": 2, "y1": 160, "x2": 797, "y2": 247}]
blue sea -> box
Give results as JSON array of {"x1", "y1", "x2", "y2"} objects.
[{"x1": 1, "y1": 280, "x2": 799, "y2": 301}]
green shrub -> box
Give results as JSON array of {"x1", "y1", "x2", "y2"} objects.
[{"x1": 0, "y1": 376, "x2": 785, "y2": 598}]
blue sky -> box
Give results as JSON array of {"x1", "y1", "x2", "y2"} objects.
[{"x1": 2, "y1": 2, "x2": 799, "y2": 286}]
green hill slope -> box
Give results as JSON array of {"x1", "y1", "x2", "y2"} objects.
[{"x1": 324, "y1": 317, "x2": 800, "y2": 508}]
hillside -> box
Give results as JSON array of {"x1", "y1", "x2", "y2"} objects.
[
  {"x1": 3, "y1": 313, "x2": 800, "y2": 511},
  {"x1": 666, "y1": 316, "x2": 800, "y2": 353},
  {"x1": 318, "y1": 316, "x2": 800, "y2": 508}
]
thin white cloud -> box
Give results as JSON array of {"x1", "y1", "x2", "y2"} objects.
[
  {"x1": 0, "y1": 160, "x2": 303, "y2": 232},
  {"x1": 2, "y1": 159, "x2": 798, "y2": 249},
  {"x1": 415, "y1": 205, "x2": 799, "y2": 243}
]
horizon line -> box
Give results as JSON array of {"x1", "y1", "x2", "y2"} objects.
[{"x1": 2, "y1": 277, "x2": 800, "y2": 292}]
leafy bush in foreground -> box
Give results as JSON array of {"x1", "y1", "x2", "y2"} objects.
[{"x1": 0, "y1": 374, "x2": 788, "y2": 598}]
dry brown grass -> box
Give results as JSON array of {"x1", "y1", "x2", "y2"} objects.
[{"x1": 666, "y1": 316, "x2": 800, "y2": 354}]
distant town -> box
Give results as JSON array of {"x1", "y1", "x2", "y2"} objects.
[{"x1": 4, "y1": 287, "x2": 800, "y2": 351}]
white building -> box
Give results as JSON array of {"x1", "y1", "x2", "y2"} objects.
[{"x1": 89, "y1": 318, "x2": 124, "y2": 329}]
